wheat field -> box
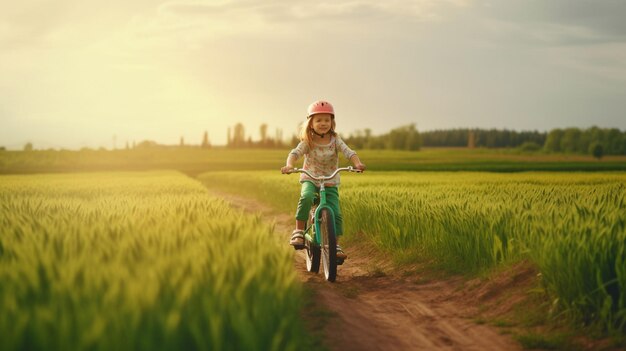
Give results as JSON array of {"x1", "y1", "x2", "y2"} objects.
[
  {"x1": 199, "y1": 170, "x2": 626, "y2": 333},
  {"x1": 0, "y1": 171, "x2": 308, "y2": 351}
]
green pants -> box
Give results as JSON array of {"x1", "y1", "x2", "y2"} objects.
[{"x1": 295, "y1": 181, "x2": 343, "y2": 236}]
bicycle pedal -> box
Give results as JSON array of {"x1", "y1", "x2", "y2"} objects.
[
  {"x1": 293, "y1": 244, "x2": 305, "y2": 250},
  {"x1": 337, "y1": 258, "x2": 345, "y2": 265}
]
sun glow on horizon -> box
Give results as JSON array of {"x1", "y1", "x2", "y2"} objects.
[{"x1": 1, "y1": 1, "x2": 625, "y2": 150}]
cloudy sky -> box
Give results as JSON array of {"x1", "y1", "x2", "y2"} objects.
[{"x1": 1, "y1": 0, "x2": 625, "y2": 149}]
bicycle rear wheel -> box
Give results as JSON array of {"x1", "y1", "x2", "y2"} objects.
[{"x1": 319, "y1": 208, "x2": 337, "y2": 282}]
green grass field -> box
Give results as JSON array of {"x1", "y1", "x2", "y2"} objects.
[
  {"x1": 198, "y1": 170, "x2": 626, "y2": 335},
  {"x1": 1, "y1": 148, "x2": 625, "y2": 347},
  {"x1": 0, "y1": 172, "x2": 309, "y2": 351},
  {"x1": 2, "y1": 147, "x2": 626, "y2": 174}
]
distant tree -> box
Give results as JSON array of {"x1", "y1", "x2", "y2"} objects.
[
  {"x1": 589, "y1": 142, "x2": 604, "y2": 159},
  {"x1": 259, "y1": 124, "x2": 268, "y2": 146},
  {"x1": 588, "y1": 126, "x2": 603, "y2": 141},
  {"x1": 347, "y1": 129, "x2": 365, "y2": 149},
  {"x1": 367, "y1": 136, "x2": 386, "y2": 149},
  {"x1": 228, "y1": 123, "x2": 246, "y2": 148},
  {"x1": 201, "y1": 131, "x2": 211, "y2": 149},
  {"x1": 356, "y1": 129, "x2": 374, "y2": 149},
  {"x1": 468, "y1": 130, "x2": 476, "y2": 148},
  {"x1": 578, "y1": 129, "x2": 591, "y2": 154},
  {"x1": 385, "y1": 124, "x2": 421, "y2": 151},
  {"x1": 125, "y1": 141, "x2": 130, "y2": 150},
  {"x1": 403, "y1": 125, "x2": 421, "y2": 151},
  {"x1": 560, "y1": 128, "x2": 582, "y2": 153},
  {"x1": 180, "y1": 136, "x2": 185, "y2": 147},
  {"x1": 544, "y1": 129, "x2": 563, "y2": 152},
  {"x1": 24, "y1": 142, "x2": 33, "y2": 151},
  {"x1": 0, "y1": 146, "x2": 6, "y2": 151},
  {"x1": 482, "y1": 129, "x2": 498, "y2": 148},
  {"x1": 606, "y1": 128, "x2": 624, "y2": 155}
]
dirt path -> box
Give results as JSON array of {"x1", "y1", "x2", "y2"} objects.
[{"x1": 210, "y1": 190, "x2": 522, "y2": 351}]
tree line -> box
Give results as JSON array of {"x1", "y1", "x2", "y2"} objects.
[
  {"x1": 226, "y1": 123, "x2": 287, "y2": 149},
  {"x1": 342, "y1": 126, "x2": 625, "y2": 156},
  {"x1": 343, "y1": 126, "x2": 546, "y2": 151},
  {"x1": 543, "y1": 127, "x2": 626, "y2": 155},
  {"x1": 225, "y1": 123, "x2": 422, "y2": 151},
  {"x1": 7, "y1": 124, "x2": 624, "y2": 157},
  {"x1": 342, "y1": 124, "x2": 422, "y2": 150},
  {"x1": 419, "y1": 129, "x2": 546, "y2": 148}
]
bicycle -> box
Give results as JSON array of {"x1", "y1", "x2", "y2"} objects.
[{"x1": 286, "y1": 166, "x2": 362, "y2": 282}]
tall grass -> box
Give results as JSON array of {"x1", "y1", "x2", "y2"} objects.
[
  {"x1": 0, "y1": 171, "x2": 307, "y2": 351},
  {"x1": 199, "y1": 170, "x2": 626, "y2": 334}
]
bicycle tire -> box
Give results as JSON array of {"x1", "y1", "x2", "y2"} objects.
[
  {"x1": 319, "y1": 208, "x2": 337, "y2": 282},
  {"x1": 305, "y1": 233, "x2": 320, "y2": 273}
]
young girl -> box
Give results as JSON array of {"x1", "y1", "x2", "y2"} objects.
[{"x1": 281, "y1": 100, "x2": 366, "y2": 261}]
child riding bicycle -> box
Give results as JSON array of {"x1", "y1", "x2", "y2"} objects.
[{"x1": 280, "y1": 100, "x2": 366, "y2": 261}]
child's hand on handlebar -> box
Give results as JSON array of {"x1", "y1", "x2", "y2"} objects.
[
  {"x1": 281, "y1": 166, "x2": 294, "y2": 174},
  {"x1": 354, "y1": 163, "x2": 366, "y2": 172}
]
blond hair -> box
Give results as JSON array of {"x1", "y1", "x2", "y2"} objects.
[{"x1": 299, "y1": 117, "x2": 337, "y2": 149}]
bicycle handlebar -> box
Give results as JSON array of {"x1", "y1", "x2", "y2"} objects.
[{"x1": 287, "y1": 166, "x2": 362, "y2": 181}]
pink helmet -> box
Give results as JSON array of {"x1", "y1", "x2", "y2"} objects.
[{"x1": 307, "y1": 100, "x2": 335, "y2": 119}]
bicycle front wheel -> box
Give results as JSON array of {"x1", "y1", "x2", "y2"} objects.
[
  {"x1": 319, "y1": 208, "x2": 337, "y2": 282},
  {"x1": 305, "y1": 228, "x2": 320, "y2": 273}
]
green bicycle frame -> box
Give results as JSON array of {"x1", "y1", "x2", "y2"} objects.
[
  {"x1": 289, "y1": 166, "x2": 360, "y2": 246},
  {"x1": 289, "y1": 166, "x2": 361, "y2": 282},
  {"x1": 304, "y1": 183, "x2": 336, "y2": 246}
]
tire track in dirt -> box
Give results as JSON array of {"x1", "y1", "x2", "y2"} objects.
[{"x1": 209, "y1": 189, "x2": 522, "y2": 351}]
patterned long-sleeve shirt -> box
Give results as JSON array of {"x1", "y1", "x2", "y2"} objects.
[{"x1": 289, "y1": 135, "x2": 357, "y2": 186}]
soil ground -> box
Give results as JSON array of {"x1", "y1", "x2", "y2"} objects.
[{"x1": 210, "y1": 189, "x2": 526, "y2": 351}]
